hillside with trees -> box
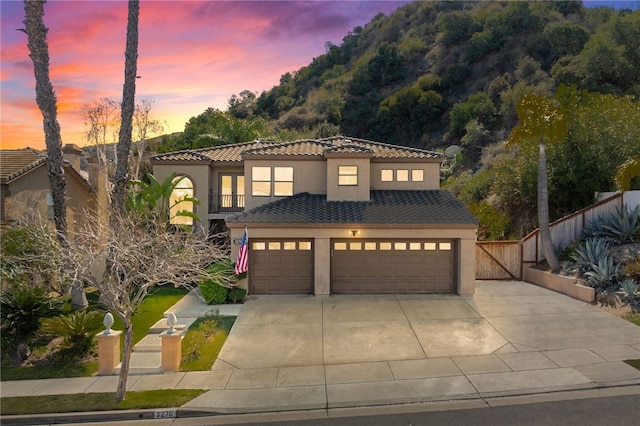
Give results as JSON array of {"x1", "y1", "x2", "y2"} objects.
[{"x1": 158, "y1": 0, "x2": 640, "y2": 239}]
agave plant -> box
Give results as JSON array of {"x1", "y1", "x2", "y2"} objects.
[
  {"x1": 584, "y1": 205, "x2": 640, "y2": 245},
  {"x1": 619, "y1": 278, "x2": 639, "y2": 313},
  {"x1": 570, "y1": 238, "x2": 610, "y2": 277},
  {"x1": 584, "y1": 256, "x2": 620, "y2": 292}
]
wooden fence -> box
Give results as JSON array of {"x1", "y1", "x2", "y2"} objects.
[{"x1": 476, "y1": 192, "x2": 626, "y2": 280}]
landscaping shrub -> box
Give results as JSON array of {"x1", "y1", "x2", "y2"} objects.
[
  {"x1": 199, "y1": 282, "x2": 228, "y2": 305},
  {"x1": 40, "y1": 310, "x2": 104, "y2": 358},
  {"x1": 228, "y1": 287, "x2": 247, "y2": 303},
  {"x1": 0, "y1": 284, "x2": 60, "y2": 352},
  {"x1": 198, "y1": 260, "x2": 237, "y2": 305}
]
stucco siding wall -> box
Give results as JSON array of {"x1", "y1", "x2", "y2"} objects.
[
  {"x1": 243, "y1": 159, "x2": 326, "y2": 210},
  {"x1": 370, "y1": 162, "x2": 440, "y2": 190}
]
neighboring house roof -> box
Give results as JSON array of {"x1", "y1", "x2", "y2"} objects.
[
  {"x1": 150, "y1": 136, "x2": 444, "y2": 163},
  {"x1": 225, "y1": 190, "x2": 478, "y2": 226},
  {"x1": 0, "y1": 148, "x2": 92, "y2": 187},
  {"x1": 0, "y1": 149, "x2": 45, "y2": 183}
]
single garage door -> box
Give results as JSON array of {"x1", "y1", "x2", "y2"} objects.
[
  {"x1": 249, "y1": 239, "x2": 314, "y2": 294},
  {"x1": 331, "y1": 239, "x2": 455, "y2": 294}
]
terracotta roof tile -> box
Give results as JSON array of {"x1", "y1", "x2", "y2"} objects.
[
  {"x1": 0, "y1": 149, "x2": 45, "y2": 181},
  {"x1": 225, "y1": 190, "x2": 477, "y2": 226},
  {"x1": 150, "y1": 136, "x2": 444, "y2": 163}
]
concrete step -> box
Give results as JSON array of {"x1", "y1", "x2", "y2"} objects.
[
  {"x1": 133, "y1": 334, "x2": 163, "y2": 352},
  {"x1": 114, "y1": 352, "x2": 162, "y2": 375},
  {"x1": 148, "y1": 317, "x2": 197, "y2": 334}
]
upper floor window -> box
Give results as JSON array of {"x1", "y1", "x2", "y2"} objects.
[
  {"x1": 380, "y1": 168, "x2": 424, "y2": 182},
  {"x1": 274, "y1": 167, "x2": 293, "y2": 196},
  {"x1": 252, "y1": 166, "x2": 293, "y2": 196},
  {"x1": 170, "y1": 176, "x2": 194, "y2": 226},
  {"x1": 338, "y1": 165, "x2": 358, "y2": 186}
]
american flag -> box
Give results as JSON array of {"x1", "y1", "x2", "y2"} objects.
[{"x1": 235, "y1": 228, "x2": 248, "y2": 275}]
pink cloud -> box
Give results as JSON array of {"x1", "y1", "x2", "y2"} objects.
[{"x1": 1, "y1": 0, "x2": 411, "y2": 150}]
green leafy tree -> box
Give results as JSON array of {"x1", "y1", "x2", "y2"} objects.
[
  {"x1": 506, "y1": 92, "x2": 568, "y2": 272},
  {"x1": 450, "y1": 92, "x2": 496, "y2": 137}
]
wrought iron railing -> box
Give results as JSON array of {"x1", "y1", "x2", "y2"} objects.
[{"x1": 209, "y1": 191, "x2": 245, "y2": 213}]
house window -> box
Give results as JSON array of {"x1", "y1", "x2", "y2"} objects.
[
  {"x1": 274, "y1": 167, "x2": 293, "y2": 196},
  {"x1": 397, "y1": 169, "x2": 409, "y2": 182},
  {"x1": 381, "y1": 169, "x2": 393, "y2": 182},
  {"x1": 338, "y1": 165, "x2": 358, "y2": 186},
  {"x1": 412, "y1": 170, "x2": 424, "y2": 182},
  {"x1": 252, "y1": 167, "x2": 271, "y2": 196},
  {"x1": 251, "y1": 166, "x2": 293, "y2": 196},
  {"x1": 169, "y1": 176, "x2": 194, "y2": 226}
]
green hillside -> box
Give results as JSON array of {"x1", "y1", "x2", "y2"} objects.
[{"x1": 158, "y1": 1, "x2": 640, "y2": 239}]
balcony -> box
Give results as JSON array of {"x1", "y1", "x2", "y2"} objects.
[{"x1": 209, "y1": 192, "x2": 245, "y2": 214}]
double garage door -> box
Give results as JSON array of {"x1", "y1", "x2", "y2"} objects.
[
  {"x1": 249, "y1": 238, "x2": 455, "y2": 294},
  {"x1": 331, "y1": 239, "x2": 455, "y2": 294}
]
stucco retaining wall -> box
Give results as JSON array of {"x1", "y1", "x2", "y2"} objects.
[{"x1": 523, "y1": 266, "x2": 595, "y2": 303}]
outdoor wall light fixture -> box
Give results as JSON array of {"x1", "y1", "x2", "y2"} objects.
[{"x1": 350, "y1": 229, "x2": 359, "y2": 236}]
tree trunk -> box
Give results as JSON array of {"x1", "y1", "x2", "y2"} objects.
[
  {"x1": 24, "y1": 1, "x2": 87, "y2": 308},
  {"x1": 111, "y1": 0, "x2": 139, "y2": 214},
  {"x1": 115, "y1": 317, "x2": 134, "y2": 402},
  {"x1": 23, "y1": 0, "x2": 67, "y2": 239},
  {"x1": 538, "y1": 141, "x2": 561, "y2": 272}
]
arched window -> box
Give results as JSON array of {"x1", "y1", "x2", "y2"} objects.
[{"x1": 169, "y1": 176, "x2": 194, "y2": 225}]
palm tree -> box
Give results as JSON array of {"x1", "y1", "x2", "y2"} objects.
[
  {"x1": 23, "y1": 0, "x2": 87, "y2": 309},
  {"x1": 112, "y1": 0, "x2": 140, "y2": 215},
  {"x1": 23, "y1": 1, "x2": 67, "y2": 240},
  {"x1": 507, "y1": 93, "x2": 568, "y2": 273}
]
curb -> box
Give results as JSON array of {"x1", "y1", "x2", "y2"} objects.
[{"x1": 3, "y1": 384, "x2": 640, "y2": 425}]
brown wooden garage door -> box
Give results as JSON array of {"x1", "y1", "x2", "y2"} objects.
[
  {"x1": 249, "y1": 239, "x2": 314, "y2": 294},
  {"x1": 331, "y1": 239, "x2": 455, "y2": 294}
]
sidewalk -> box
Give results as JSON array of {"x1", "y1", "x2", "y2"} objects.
[{"x1": 2, "y1": 282, "x2": 640, "y2": 416}]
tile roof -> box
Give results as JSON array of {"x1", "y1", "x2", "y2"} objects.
[
  {"x1": 150, "y1": 141, "x2": 272, "y2": 163},
  {"x1": 0, "y1": 149, "x2": 45, "y2": 182},
  {"x1": 1, "y1": 148, "x2": 92, "y2": 188},
  {"x1": 150, "y1": 136, "x2": 443, "y2": 163},
  {"x1": 225, "y1": 190, "x2": 478, "y2": 226}
]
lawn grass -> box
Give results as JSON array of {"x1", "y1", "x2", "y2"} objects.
[
  {"x1": 623, "y1": 312, "x2": 640, "y2": 327},
  {"x1": 0, "y1": 389, "x2": 205, "y2": 415},
  {"x1": 1, "y1": 361, "x2": 99, "y2": 381},
  {"x1": 112, "y1": 286, "x2": 189, "y2": 346},
  {"x1": 180, "y1": 316, "x2": 236, "y2": 371}
]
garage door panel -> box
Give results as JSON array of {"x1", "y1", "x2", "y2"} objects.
[
  {"x1": 249, "y1": 240, "x2": 313, "y2": 294},
  {"x1": 331, "y1": 239, "x2": 455, "y2": 294}
]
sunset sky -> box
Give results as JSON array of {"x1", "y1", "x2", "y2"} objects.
[
  {"x1": 1, "y1": 1, "x2": 636, "y2": 151},
  {"x1": 1, "y1": 0, "x2": 410, "y2": 150}
]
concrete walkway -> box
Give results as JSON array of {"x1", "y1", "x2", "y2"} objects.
[{"x1": 2, "y1": 281, "x2": 640, "y2": 415}]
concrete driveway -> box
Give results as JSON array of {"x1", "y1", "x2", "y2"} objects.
[{"x1": 184, "y1": 280, "x2": 640, "y2": 412}]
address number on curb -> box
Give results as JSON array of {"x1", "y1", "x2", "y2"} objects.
[{"x1": 154, "y1": 409, "x2": 177, "y2": 418}]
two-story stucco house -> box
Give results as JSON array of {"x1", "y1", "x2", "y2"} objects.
[{"x1": 150, "y1": 136, "x2": 478, "y2": 296}]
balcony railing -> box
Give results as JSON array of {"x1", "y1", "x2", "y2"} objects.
[{"x1": 209, "y1": 192, "x2": 245, "y2": 214}]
